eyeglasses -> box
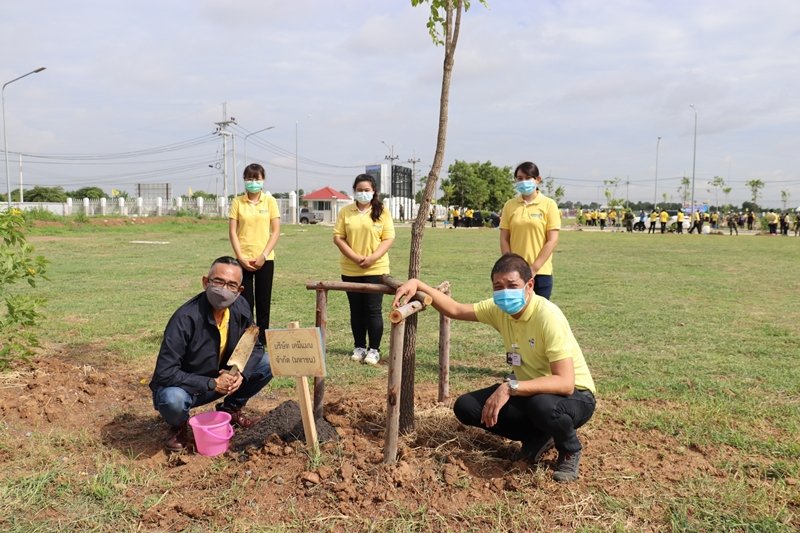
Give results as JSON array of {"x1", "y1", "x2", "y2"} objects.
[{"x1": 207, "y1": 277, "x2": 241, "y2": 292}]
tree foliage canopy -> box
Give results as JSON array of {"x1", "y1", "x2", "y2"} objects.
[{"x1": 440, "y1": 160, "x2": 513, "y2": 211}]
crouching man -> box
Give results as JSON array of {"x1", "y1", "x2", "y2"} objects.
[
  {"x1": 149, "y1": 256, "x2": 273, "y2": 452},
  {"x1": 392, "y1": 253, "x2": 596, "y2": 481}
]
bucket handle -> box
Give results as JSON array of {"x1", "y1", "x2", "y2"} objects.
[{"x1": 195, "y1": 423, "x2": 234, "y2": 440}]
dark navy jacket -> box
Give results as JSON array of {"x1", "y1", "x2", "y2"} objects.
[{"x1": 149, "y1": 292, "x2": 265, "y2": 396}]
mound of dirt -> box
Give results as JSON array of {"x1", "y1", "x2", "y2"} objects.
[{"x1": 230, "y1": 400, "x2": 339, "y2": 452}]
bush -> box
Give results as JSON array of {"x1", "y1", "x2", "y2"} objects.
[
  {"x1": 0, "y1": 209, "x2": 48, "y2": 369},
  {"x1": 22, "y1": 207, "x2": 62, "y2": 222}
]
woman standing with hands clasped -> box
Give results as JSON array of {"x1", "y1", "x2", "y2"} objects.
[
  {"x1": 333, "y1": 174, "x2": 395, "y2": 365},
  {"x1": 500, "y1": 161, "x2": 561, "y2": 300},
  {"x1": 228, "y1": 163, "x2": 280, "y2": 342}
]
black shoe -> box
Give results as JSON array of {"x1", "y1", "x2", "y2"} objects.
[
  {"x1": 513, "y1": 435, "x2": 554, "y2": 463},
  {"x1": 553, "y1": 450, "x2": 582, "y2": 482}
]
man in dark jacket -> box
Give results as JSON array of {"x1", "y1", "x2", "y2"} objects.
[{"x1": 150, "y1": 256, "x2": 272, "y2": 452}]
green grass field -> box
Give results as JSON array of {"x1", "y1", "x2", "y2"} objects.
[{"x1": 7, "y1": 219, "x2": 800, "y2": 530}]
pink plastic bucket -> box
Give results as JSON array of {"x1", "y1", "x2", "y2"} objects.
[{"x1": 188, "y1": 411, "x2": 234, "y2": 456}]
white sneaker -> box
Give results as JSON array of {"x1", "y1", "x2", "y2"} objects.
[
  {"x1": 351, "y1": 347, "x2": 367, "y2": 362},
  {"x1": 363, "y1": 348, "x2": 380, "y2": 365}
]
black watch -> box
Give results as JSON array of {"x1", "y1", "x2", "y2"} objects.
[{"x1": 207, "y1": 378, "x2": 217, "y2": 391}]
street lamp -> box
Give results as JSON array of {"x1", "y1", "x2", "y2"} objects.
[
  {"x1": 294, "y1": 116, "x2": 311, "y2": 223},
  {"x1": 243, "y1": 125, "x2": 275, "y2": 164},
  {"x1": 3, "y1": 67, "x2": 46, "y2": 208},
  {"x1": 654, "y1": 136, "x2": 661, "y2": 207},
  {"x1": 689, "y1": 104, "x2": 697, "y2": 217}
]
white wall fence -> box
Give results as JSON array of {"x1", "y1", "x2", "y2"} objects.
[{"x1": 8, "y1": 195, "x2": 295, "y2": 221}]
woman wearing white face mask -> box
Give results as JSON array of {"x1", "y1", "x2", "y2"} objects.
[
  {"x1": 499, "y1": 161, "x2": 561, "y2": 300},
  {"x1": 228, "y1": 163, "x2": 281, "y2": 342},
  {"x1": 333, "y1": 174, "x2": 395, "y2": 365}
]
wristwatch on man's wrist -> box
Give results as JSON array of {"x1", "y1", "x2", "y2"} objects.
[
  {"x1": 507, "y1": 379, "x2": 519, "y2": 396},
  {"x1": 207, "y1": 378, "x2": 217, "y2": 391}
]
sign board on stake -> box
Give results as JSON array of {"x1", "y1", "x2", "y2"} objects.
[
  {"x1": 266, "y1": 323, "x2": 322, "y2": 457},
  {"x1": 265, "y1": 327, "x2": 326, "y2": 378}
]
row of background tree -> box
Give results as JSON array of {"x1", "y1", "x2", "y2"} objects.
[{"x1": 2, "y1": 162, "x2": 792, "y2": 212}]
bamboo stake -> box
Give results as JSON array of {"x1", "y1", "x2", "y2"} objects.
[
  {"x1": 384, "y1": 319, "x2": 405, "y2": 464},
  {"x1": 313, "y1": 290, "x2": 328, "y2": 420},
  {"x1": 437, "y1": 282, "x2": 451, "y2": 403},
  {"x1": 389, "y1": 300, "x2": 424, "y2": 324},
  {"x1": 305, "y1": 280, "x2": 394, "y2": 295},
  {"x1": 380, "y1": 274, "x2": 432, "y2": 305}
]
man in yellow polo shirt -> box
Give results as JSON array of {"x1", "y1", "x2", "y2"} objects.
[
  {"x1": 659, "y1": 208, "x2": 669, "y2": 233},
  {"x1": 393, "y1": 253, "x2": 596, "y2": 482}
]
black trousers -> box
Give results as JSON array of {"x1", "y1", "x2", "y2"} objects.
[
  {"x1": 241, "y1": 260, "x2": 274, "y2": 342},
  {"x1": 648, "y1": 221, "x2": 656, "y2": 233},
  {"x1": 453, "y1": 384, "x2": 596, "y2": 454},
  {"x1": 342, "y1": 274, "x2": 384, "y2": 351}
]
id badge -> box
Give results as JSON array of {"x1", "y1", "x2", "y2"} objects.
[{"x1": 506, "y1": 351, "x2": 522, "y2": 366}]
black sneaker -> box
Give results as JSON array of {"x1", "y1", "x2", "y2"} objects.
[
  {"x1": 553, "y1": 450, "x2": 581, "y2": 482},
  {"x1": 512, "y1": 435, "x2": 554, "y2": 463}
]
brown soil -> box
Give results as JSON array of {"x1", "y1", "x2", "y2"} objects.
[{"x1": 0, "y1": 349, "x2": 793, "y2": 531}]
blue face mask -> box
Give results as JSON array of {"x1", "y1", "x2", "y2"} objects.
[
  {"x1": 493, "y1": 288, "x2": 527, "y2": 315},
  {"x1": 354, "y1": 191, "x2": 373, "y2": 204},
  {"x1": 514, "y1": 179, "x2": 537, "y2": 196}
]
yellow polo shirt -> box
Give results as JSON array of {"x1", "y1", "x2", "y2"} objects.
[
  {"x1": 659, "y1": 211, "x2": 668, "y2": 223},
  {"x1": 474, "y1": 296, "x2": 595, "y2": 393},
  {"x1": 217, "y1": 308, "x2": 230, "y2": 363},
  {"x1": 649, "y1": 212, "x2": 658, "y2": 222},
  {"x1": 334, "y1": 203, "x2": 395, "y2": 276},
  {"x1": 499, "y1": 193, "x2": 561, "y2": 276},
  {"x1": 678, "y1": 212, "x2": 685, "y2": 222},
  {"x1": 228, "y1": 193, "x2": 280, "y2": 260}
]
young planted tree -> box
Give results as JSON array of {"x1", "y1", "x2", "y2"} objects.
[
  {"x1": 781, "y1": 190, "x2": 790, "y2": 211},
  {"x1": 0, "y1": 209, "x2": 48, "y2": 369},
  {"x1": 708, "y1": 176, "x2": 725, "y2": 208},
  {"x1": 401, "y1": 0, "x2": 486, "y2": 433},
  {"x1": 678, "y1": 176, "x2": 691, "y2": 206},
  {"x1": 745, "y1": 179, "x2": 765, "y2": 205}
]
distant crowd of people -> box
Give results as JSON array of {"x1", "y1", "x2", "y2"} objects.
[
  {"x1": 576, "y1": 207, "x2": 800, "y2": 236},
  {"x1": 449, "y1": 206, "x2": 500, "y2": 228}
]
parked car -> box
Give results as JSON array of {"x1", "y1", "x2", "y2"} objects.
[{"x1": 299, "y1": 207, "x2": 323, "y2": 224}]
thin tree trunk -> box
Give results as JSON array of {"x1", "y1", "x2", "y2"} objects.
[{"x1": 399, "y1": 0, "x2": 463, "y2": 434}]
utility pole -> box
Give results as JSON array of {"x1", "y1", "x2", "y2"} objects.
[
  {"x1": 407, "y1": 154, "x2": 421, "y2": 216},
  {"x1": 654, "y1": 136, "x2": 661, "y2": 207},
  {"x1": 382, "y1": 141, "x2": 399, "y2": 215},
  {"x1": 214, "y1": 103, "x2": 237, "y2": 202}
]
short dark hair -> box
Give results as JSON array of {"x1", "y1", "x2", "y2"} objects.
[
  {"x1": 490, "y1": 253, "x2": 532, "y2": 283},
  {"x1": 514, "y1": 161, "x2": 540, "y2": 179},
  {"x1": 210, "y1": 256, "x2": 242, "y2": 273},
  {"x1": 243, "y1": 163, "x2": 265, "y2": 180}
]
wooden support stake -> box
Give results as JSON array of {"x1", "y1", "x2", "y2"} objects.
[
  {"x1": 287, "y1": 321, "x2": 320, "y2": 457},
  {"x1": 389, "y1": 300, "x2": 424, "y2": 324},
  {"x1": 306, "y1": 280, "x2": 395, "y2": 295},
  {"x1": 313, "y1": 290, "x2": 328, "y2": 421},
  {"x1": 437, "y1": 282, "x2": 451, "y2": 404},
  {"x1": 380, "y1": 274, "x2": 433, "y2": 305},
  {"x1": 384, "y1": 319, "x2": 406, "y2": 464}
]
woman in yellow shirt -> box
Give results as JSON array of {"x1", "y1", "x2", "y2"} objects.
[
  {"x1": 499, "y1": 161, "x2": 561, "y2": 300},
  {"x1": 228, "y1": 163, "x2": 281, "y2": 342},
  {"x1": 333, "y1": 174, "x2": 395, "y2": 365}
]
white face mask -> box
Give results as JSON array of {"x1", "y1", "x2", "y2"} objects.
[{"x1": 354, "y1": 191, "x2": 374, "y2": 204}]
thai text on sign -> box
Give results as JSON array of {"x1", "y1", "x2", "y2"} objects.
[{"x1": 265, "y1": 327, "x2": 326, "y2": 377}]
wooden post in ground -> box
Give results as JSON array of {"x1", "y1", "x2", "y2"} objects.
[
  {"x1": 313, "y1": 289, "x2": 328, "y2": 420},
  {"x1": 384, "y1": 318, "x2": 406, "y2": 464},
  {"x1": 287, "y1": 321, "x2": 319, "y2": 457},
  {"x1": 437, "y1": 281, "x2": 451, "y2": 403}
]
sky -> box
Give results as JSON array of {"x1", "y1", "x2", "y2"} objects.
[{"x1": 2, "y1": 0, "x2": 799, "y2": 207}]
